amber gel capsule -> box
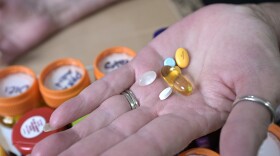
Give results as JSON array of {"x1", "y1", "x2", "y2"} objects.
[{"x1": 161, "y1": 66, "x2": 193, "y2": 96}]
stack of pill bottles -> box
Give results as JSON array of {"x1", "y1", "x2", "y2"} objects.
[
  {"x1": 0, "y1": 66, "x2": 42, "y2": 127},
  {"x1": 0, "y1": 58, "x2": 91, "y2": 155},
  {"x1": 1, "y1": 46, "x2": 138, "y2": 155}
]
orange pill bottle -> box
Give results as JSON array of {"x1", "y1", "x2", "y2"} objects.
[
  {"x1": 39, "y1": 58, "x2": 91, "y2": 108},
  {"x1": 93, "y1": 46, "x2": 136, "y2": 80},
  {"x1": 0, "y1": 66, "x2": 41, "y2": 127}
]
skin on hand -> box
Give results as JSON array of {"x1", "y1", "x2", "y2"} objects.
[{"x1": 29, "y1": 3, "x2": 280, "y2": 156}]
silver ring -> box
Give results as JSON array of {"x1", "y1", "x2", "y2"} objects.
[
  {"x1": 233, "y1": 95, "x2": 275, "y2": 123},
  {"x1": 121, "y1": 90, "x2": 139, "y2": 110}
]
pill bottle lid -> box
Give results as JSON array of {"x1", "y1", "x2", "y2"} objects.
[
  {"x1": 0, "y1": 66, "x2": 41, "y2": 117},
  {"x1": 178, "y1": 147, "x2": 219, "y2": 156},
  {"x1": 12, "y1": 107, "x2": 64, "y2": 155},
  {"x1": 258, "y1": 124, "x2": 280, "y2": 156},
  {"x1": 39, "y1": 58, "x2": 91, "y2": 108},
  {"x1": 93, "y1": 46, "x2": 136, "y2": 80},
  {"x1": 0, "y1": 145, "x2": 7, "y2": 156}
]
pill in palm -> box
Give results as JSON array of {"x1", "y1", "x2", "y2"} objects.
[
  {"x1": 175, "y1": 48, "x2": 190, "y2": 68},
  {"x1": 159, "y1": 87, "x2": 173, "y2": 100},
  {"x1": 164, "y1": 57, "x2": 176, "y2": 67},
  {"x1": 138, "y1": 71, "x2": 157, "y2": 86},
  {"x1": 161, "y1": 66, "x2": 193, "y2": 96}
]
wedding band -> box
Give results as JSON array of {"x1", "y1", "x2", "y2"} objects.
[
  {"x1": 121, "y1": 90, "x2": 139, "y2": 110},
  {"x1": 233, "y1": 95, "x2": 275, "y2": 123}
]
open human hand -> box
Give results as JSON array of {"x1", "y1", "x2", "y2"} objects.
[{"x1": 31, "y1": 4, "x2": 280, "y2": 156}]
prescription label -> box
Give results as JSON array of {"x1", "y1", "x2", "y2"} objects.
[
  {"x1": 99, "y1": 53, "x2": 132, "y2": 74},
  {"x1": 44, "y1": 65, "x2": 83, "y2": 90},
  {"x1": 20, "y1": 116, "x2": 46, "y2": 139},
  {"x1": 0, "y1": 73, "x2": 34, "y2": 97}
]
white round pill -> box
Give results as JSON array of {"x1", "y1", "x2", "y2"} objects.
[
  {"x1": 138, "y1": 71, "x2": 157, "y2": 86},
  {"x1": 159, "y1": 87, "x2": 172, "y2": 100}
]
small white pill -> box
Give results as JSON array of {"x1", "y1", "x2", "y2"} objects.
[
  {"x1": 159, "y1": 87, "x2": 172, "y2": 100},
  {"x1": 138, "y1": 71, "x2": 157, "y2": 86}
]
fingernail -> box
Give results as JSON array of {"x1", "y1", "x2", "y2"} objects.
[{"x1": 43, "y1": 123, "x2": 56, "y2": 132}]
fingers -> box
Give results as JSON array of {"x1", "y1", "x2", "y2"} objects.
[
  {"x1": 56, "y1": 107, "x2": 156, "y2": 156},
  {"x1": 220, "y1": 101, "x2": 272, "y2": 156},
  {"x1": 32, "y1": 95, "x2": 132, "y2": 156},
  {"x1": 72, "y1": 95, "x2": 131, "y2": 137},
  {"x1": 101, "y1": 114, "x2": 202, "y2": 156},
  {"x1": 32, "y1": 105, "x2": 156, "y2": 155},
  {"x1": 49, "y1": 64, "x2": 135, "y2": 129},
  {"x1": 31, "y1": 128, "x2": 79, "y2": 156}
]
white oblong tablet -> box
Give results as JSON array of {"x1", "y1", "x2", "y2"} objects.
[
  {"x1": 159, "y1": 87, "x2": 172, "y2": 100},
  {"x1": 138, "y1": 71, "x2": 157, "y2": 86}
]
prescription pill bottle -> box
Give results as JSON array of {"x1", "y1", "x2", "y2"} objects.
[
  {"x1": 0, "y1": 66, "x2": 41, "y2": 127},
  {"x1": 93, "y1": 46, "x2": 136, "y2": 80},
  {"x1": 12, "y1": 107, "x2": 66, "y2": 155},
  {"x1": 178, "y1": 147, "x2": 220, "y2": 156},
  {"x1": 257, "y1": 123, "x2": 280, "y2": 156},
  {"x1": 39, "y1": 58, "x2": 91, "y2": 108},
  {"x1": 0, "y1": 145, "x2": 7, "y2": 156}
]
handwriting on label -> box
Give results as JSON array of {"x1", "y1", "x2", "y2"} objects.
[
  {"x1": 54, "y1": 70, "x2": 82, "y2": 90},
  {"x1": 104, "y1": 59, "x2": 129, "y2": 69},
  {"x1": 22, "y1": 118, "x2": 44, "y2": 135},
  {"x1": 5, "y1": 85, "x2": 30, "y2": 95}
]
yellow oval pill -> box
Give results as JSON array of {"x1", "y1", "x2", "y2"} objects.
[{"x1": 175, "y1": 48, "x2": 190, "y2": 68}]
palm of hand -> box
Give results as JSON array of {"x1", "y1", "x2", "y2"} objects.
[{"x1": 32, "y1": 4, "x2": 280, "y2": 156}]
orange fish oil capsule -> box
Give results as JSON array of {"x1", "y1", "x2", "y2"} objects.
[{"x1": 161, "y1": 66, "x2": 193, "y2": 96}]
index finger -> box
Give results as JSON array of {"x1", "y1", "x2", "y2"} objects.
[{"x1": 49, "y1": 63, "x2": 135, "y2": 129}]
